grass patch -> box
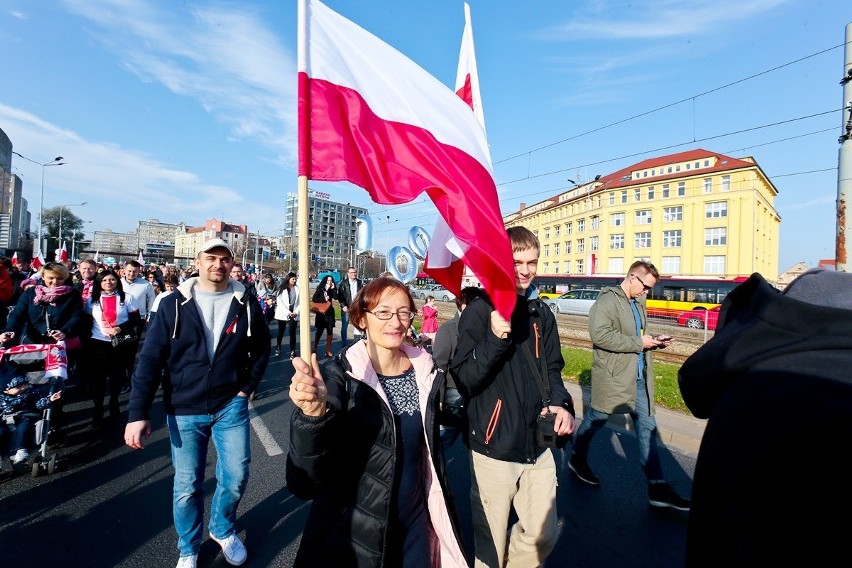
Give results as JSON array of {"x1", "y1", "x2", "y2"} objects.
[{"x1": 560, "y1": 345, "x2": 688, "y2": 414}]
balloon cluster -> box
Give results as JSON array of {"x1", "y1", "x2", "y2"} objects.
[{"x1": 356, "y1": 214, "x2": 431, "y2": 283}]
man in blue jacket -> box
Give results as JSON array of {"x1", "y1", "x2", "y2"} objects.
[{"x1": 124, "y1": 238, "x2": 271, "y2": 568}]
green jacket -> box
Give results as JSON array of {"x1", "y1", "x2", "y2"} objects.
[{"x1": 587, "y1": 285, "x2": 655, "y2": 416}]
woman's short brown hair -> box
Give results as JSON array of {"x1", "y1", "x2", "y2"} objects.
[{"x1": 348, "y1": 277, "x2": 416, "y2": 332}]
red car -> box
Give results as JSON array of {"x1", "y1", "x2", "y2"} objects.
[{"x1": 676, "y1": 306, "x2": 721, "y2": 330}]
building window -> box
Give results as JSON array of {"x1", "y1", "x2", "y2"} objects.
[
  {"x1": 591, "y1": 215, "x2": 600, "y2": 230},
  {"x1": 544, "y1": 227, "x2": 550, "y2": 239},
  {"x1": 662, "y1": 184, "x2": 670, "y2": 198},
  {"x1": 576, "y1": 259, "x2": 584, "y2": 274},
  {"x1": 552, "y1": 262, "x2": 559, "y2": 274},
  {"x1": 565, "y1": 222, "x2": 572, "y2": 235},
  {"x1": 662, "y1": 256, "x2": 681, "y2": 274},
  {"x1": 648, "y1": 186, "x2": 655, "y2": 200},
  {"x1": 611, "y1": 212, "x2": 625, "y2": 227},
  {"x1": 705, "y1": 201, "x2": 728, "y2": 218},
  {"x1": 608, "y1": 257, "x2": 624, "y2": 273},
  {"x1": 609, "y1": 193, "x2": 615, "y2": 205},
  {"x1": 704, "y1": 227, "x2": 727, "y2": 246},
  {"x1": 543, "y1": 244, "x2": 550, "y2": 257},
  {"x1": 663, "y1": 206, "x2": 683, "y2": 222},
  {"x1": 663, "y1": 230, "x2": 682, "y2": 247},
  {"x1": 577, "y1": 238, "x2": 585, "y2": 253},
  {"x1": 555, "y1": 225, "x2": 561, "y2": 237},
  {"x1": 635, "y1": 231, "x2": 651, "y2": 248},
  {"x1": 565, "y1": 260, "x2": 571, "y2": 273},
  {"x1": 634, "y1": 188, "x2": 641, "y2": 202},
  {"x1": 565, "y1": 241, "x2": 572, "y2": 254},
  {"x1": 678, "y1": 181, "x2": 686, "y2": 196},
  {"x1": 621, "y1": 190, "x2": 628, "y2": 203},
  {"x1": 704, "y1": 255, "x2": 726, "y2": 274},
  {"x1": 553, "y1": 242, "x2": 560, "y2": 256},
  {"x1": 721, "y1": 175, "x2": 731, "y2": 192},
  {"x1": 543, "y1": 262, "x2": 549, "y2": 273},
  {"x1": 703, "y1": 178, "x2": 713, "y2": 193},
  {"x1": 635, "y1": 210, "x2": 652, "y2": 225},
  {"x1": 577, "y1": 219, "x2": 585, "y2": 232},
  {"x1": 610, "y1": 234, "x2": 624, "y2": 250},
  {"x1": 591, "y1": 236, "x2": 599, "y2": 251}
]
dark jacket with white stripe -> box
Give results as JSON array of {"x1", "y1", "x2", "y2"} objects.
[{"x1": 127, "y1": 277, "x2": 270, "y2": 421}]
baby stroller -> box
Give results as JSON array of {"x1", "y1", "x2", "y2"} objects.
[{"x1": 0, "y1": 342, "x2": 68, "y2": 477}]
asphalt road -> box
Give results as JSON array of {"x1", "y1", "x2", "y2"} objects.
[{"x1": 0, "y1": 328, "x2": 695, "y2": 568}]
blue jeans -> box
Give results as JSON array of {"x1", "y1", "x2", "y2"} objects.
[
  {"x1": 571, "y1": 373, "x2": 664, "y2": 482},
  {"x1": 168, "y1": 395, "x2": 251, "y2": 557},
  {"x1": 339, "y1": 309, "x2": 350, "y2": 343}
]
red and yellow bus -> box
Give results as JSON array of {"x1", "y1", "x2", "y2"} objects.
[{"x1": 532, "y1": 274, "x2": 748, "y2": 317}]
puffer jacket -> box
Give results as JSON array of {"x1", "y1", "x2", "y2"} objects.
[
  {"x1": 587, "y1": 285, "x2": 656, "y2": 415},
  {"x1": 286, "y1": 341, "x2": 469, "y2": 568},
  {"x1": 127, "y1": 277, "x2": 270, "y2": 420},
  {"x1": 451, "y1": 292, "x2": 574, "y2": 464}
]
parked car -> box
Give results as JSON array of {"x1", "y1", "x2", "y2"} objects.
[
  {"x1": 428, "y1": 285, "x2": 456, "y2": 302},
  {"x1": 676, "y1": 305, "x2": 721, "y2": 330},
  {"x1": 541, "y1": 289, "x2": 600, "y2": 316},
  {"x1": 538, "y1": 291, "x2": 562, "y2": 300}
]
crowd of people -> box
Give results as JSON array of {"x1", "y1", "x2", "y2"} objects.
[{"x1": 10, "y1": 225, "x2": 840, "y2": 568}]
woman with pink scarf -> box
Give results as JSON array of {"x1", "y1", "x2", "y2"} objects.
[{"x1": 0, "y1": 262, "x2": 86, "y2": 347}]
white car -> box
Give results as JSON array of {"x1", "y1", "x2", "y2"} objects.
[
  {"x1": 427, "y1": 285, "x2": 456, "y2": 302},
  {"x1": 541, "y1": 289, "x2": 600, "y2": 316}
]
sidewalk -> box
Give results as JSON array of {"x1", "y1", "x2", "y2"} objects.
[{"x1": 564, "y1": 381, "x2": 706, "y2": 457}]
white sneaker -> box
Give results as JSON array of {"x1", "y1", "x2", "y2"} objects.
[
  {"x1": 175, "y1": 554, "x2": 197, "y2": 568},
  {"x1": 210, "y1": 533, "x2": 247, "y2": 566},
  {"x1": 11, "y1": 449, "x2": 29, "y2": 464}
]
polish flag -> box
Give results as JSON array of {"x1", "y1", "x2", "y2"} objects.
[
  {"x1": 31, "y1": 250, "x2": 45, "y2": 271},
  {"x1": 59, "y1": 241, "x2": 68, "y2": 262},
  {"x1": 425, "y1": 2, "x2": 487, "y2": 296},
  {"x1": 137, "y1": 250, "x2": 145, "y2": 266},
  {"x1": 93, "y1": 250, "x2": 100, "y2": 263},
  {"x1": 297, "y1": 0, "x2": 516, "y2": 319},
  {"x1": 10, "y1": 251, "x2": 18, "y2": 264}
]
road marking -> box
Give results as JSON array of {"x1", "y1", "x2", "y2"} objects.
[{"x1": 249, "y1": 401, "x2": 285, "y2": 456}]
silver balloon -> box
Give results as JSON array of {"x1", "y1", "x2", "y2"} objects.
[
  {"x1": 387, "y1": 246, "x2": 418, "y2": 283},
  {"x1": 407, "y1": 226, "x2": 431, "y2": 260},
  {"x1": 356, "y1": 215, "x2": 373, "y2": 255}
]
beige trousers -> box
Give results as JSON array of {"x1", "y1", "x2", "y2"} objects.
[{"x1": 470, "y1": 449, "x2": 559, "y2": 568}]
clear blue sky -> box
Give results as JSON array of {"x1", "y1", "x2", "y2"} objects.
[{"x1": 1, "y1": 0, "x2": 848, "y2": 273}]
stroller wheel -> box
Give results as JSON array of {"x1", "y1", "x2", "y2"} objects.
[
  {"x1": 47, "y1": 454, "x2": 57, "y2": 475},
  {"x1": 31, "y1": 455, "x2": 42, "y2": 478}
]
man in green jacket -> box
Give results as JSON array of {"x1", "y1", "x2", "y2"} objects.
[{"x1": 568, "y1": 260, "x2": 690, "y2": 511}]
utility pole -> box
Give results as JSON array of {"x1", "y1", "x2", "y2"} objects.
[{"x1": 836, "y1": 22, "x2": 852, "y2": 272}]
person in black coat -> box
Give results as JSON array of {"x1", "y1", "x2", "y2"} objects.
[
  {"x1": 678, "y1": 270, "x2": 852, "y2": 567},
  {"x1": 311, "y1": 275, "x2": 337, "y2": 358}
]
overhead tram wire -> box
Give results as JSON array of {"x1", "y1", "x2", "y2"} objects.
[{"x1": 493, "y1": 41, "x2": 847, "y2": 167}]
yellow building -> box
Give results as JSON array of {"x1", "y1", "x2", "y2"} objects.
[{"x1": 503, "y1": 148, "x2": 780, "y2": 280}]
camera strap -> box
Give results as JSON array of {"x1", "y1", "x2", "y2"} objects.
[{"x1": 521, "y1": 331, "x2": 551, "y2": 408}]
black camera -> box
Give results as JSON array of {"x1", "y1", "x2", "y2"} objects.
[{"x1": 536, "y1": 411, "x2": 558, "y2": 448}]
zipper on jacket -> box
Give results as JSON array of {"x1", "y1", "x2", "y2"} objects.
[{"x1": 484, "y1": 398, "x2": 502, "y2": 445}]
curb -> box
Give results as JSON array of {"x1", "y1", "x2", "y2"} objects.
[{"x1": 564, "y1": 381, "x2": 705, "y2": 458}]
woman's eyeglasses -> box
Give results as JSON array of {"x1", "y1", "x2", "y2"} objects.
[{"x1": 367, "y1": 309, "x2": 416, "y2": 321}]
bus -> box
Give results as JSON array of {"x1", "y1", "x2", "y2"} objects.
[{"x1": 532, "y1": 274, "x2": 748, "y2": 318}]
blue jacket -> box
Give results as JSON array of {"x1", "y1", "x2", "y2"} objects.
[{"x1": 128, "y1": 278, "x2": 271, "y2": 421}]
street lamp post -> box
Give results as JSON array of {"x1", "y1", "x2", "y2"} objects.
[
  {"x1": 11, "y1": 152, "x2": 65, "y2": 257},
  {"x1": 58, "y1": 201, "x2": 88, "y2": 254}
]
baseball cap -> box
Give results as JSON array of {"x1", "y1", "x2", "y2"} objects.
[{"x1": 196, "y1": 238, "x2": 234, "y2": 257}]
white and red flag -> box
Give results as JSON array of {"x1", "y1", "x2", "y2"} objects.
[
  {"x1": 31, "y1": 250, "x2": 45, "y2": 271},
  {"x1": 59, "y1": 241, "x2": 68, "y2": 262},
  {"x1": 297, "y1": 0, "x2": 516, "y2": 319},
  {"x1": 137, "y1": 250, "x2": 144, "y2": 266},
  {"x1": 425, "y1": 2, "x2": 489, "y2": 296},
  {"x1": 10, "y1": 251, "x2": 17, "y2": 264}
]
